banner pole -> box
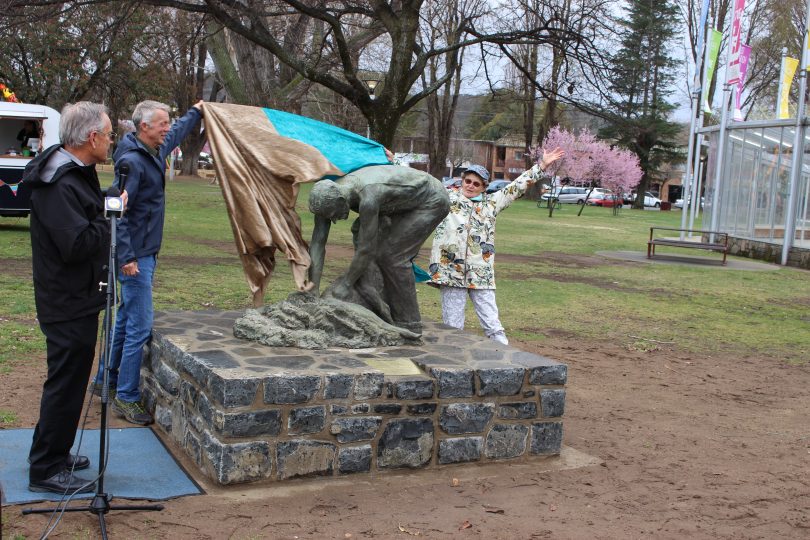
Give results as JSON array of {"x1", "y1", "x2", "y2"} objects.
[{"x1": 781, "y1": 4, "x2": 810, "y2": 265}]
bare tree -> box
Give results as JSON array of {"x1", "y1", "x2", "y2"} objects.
[
  {"x1": 72, "y1": 0, "x2": 594, "y2": 147},
  {"x1": 420, "y1": 0, "x2": 485, "y2": 178}
]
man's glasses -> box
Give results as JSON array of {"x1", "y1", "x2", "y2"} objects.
[
  {"x1": 463, "y1": 177, "x2": 483, "y2": 188},
  {"x1": 94, "y1": 130, "x2": 117, "y2": 141}
]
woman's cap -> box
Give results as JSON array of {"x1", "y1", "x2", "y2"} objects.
[{"x1": 463, "y1": 164, "x2": 490, "y2": 184}]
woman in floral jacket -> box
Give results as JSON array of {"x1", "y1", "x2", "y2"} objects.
[{"x1": 428, "y1": 148, "x2": 563, "y2": 344}]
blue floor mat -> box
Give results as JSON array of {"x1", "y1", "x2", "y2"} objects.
[{"x1": 0, "y1": 428, "x2": 203, "y2": 505}]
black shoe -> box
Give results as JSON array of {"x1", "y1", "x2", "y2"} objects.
[
  {"x1": 27, "y1": 454, "x2": 90, "y2": 471},
  {"x1": 29, "y1": 469, "x2": 96, "y2": 494},
  {"x1": 66, "y1": 454, "x2": 90, "y2": 470}
]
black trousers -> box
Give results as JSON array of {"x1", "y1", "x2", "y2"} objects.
[{"x1": 29, "y1": 313, "x2": 99, "y2": 481}]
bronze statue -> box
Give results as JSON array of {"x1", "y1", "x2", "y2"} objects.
[{"x1": 308, "y1": 165, "x2": 450, "y2": 335}]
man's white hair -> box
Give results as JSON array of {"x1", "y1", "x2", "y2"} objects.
[
  {"x1": 59, "y1": 102, "x2": 108, "y2": 148},
  {"x1": 132, "y1": 100, "x2": 170, "y2": 132}
]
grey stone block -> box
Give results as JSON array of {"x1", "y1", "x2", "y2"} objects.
[
  {"x1": 477, "y1": 368, "x2": 524, "y2": 396},
  {"x1": 377, "y1": 418, "x2": 434, "y2": 469},
  {"x1": 438, "y1": 437, "x2": 483, "y2": 464},
  {"x1": 174, "y1": 350, "x2": 209, "y2": 387},
  {"x1": 263, "y1": 374, "x2": 321, "y2": 404},
  {"x1": 485, "y1": 424, "x2": 528, "y2": 459},
  {"x1": 154, "y1": 361, "x2": 180, "y2": 396},
  {"x1": 354, "y1": 372, "x2": 384, "y2": 399},
  {"x1": 215, "y1": 409, "x2": 282, "y2": 438},
  {"x1": 155, "y1": 403, "x2": 172, "y2": 433},
  {"x1": 180, "y1": 380, "x2": 199, "y2": 406},
  {"x1": 497, "y1": 402, "x2": 537, "y2": 420},
  {"x1": 529, "y1": 364, "x2": 568, "y2": 386},
  {"x1": 141, "y1": 385, "x2": 156, "y2": 413},
  {"x1": 470, "y1": 348, "x2": 506, "y2": 361},
  {"x1": 530, "y1": 422, "x2": 563, "y2": 455},
  {"x1": 338, "y1": 445, "x2": 372, "y2": 474},
  {"x1": 276, "y1": 440, "x2": 336, "y2": 480},
  {"x1": 203, "y1": 431, "x2": 273, "y2": 484},
  {"x1": 394, "y1": 379, "x2": 435, "y2": 399},
  {"x1": 324, "y1": 374, "x2": 353, "y2": 399},
  {"x1": 373, "y1": 403, "x2": 403, "y2": 415},
  {"x1": 433, "y1": 368, "x2": 474, "y2": 398},
  {"x1": 541, "y1": 389, "x2": 566, "y2": 417},
  {"x1": 197, "y1": 392, "x2": 214, "y2": 425},
  {"x1": 208, "y1": 372, "x2": 260, "y2": 408},
  {"x1": 351, "y1": 403, "x2": 370, "y2": 414},
  {"x1": 184, "y1": 431, "x2": 201, "y2": 466},
  {"x1": 407, "y1": 403, "x2": 437, "y2": 415},
  {"x1": 510, "y1": 351, "x2": 557, "y2": 368},
  {"x1": 288, "y1": 406, "x2": 326, "y2": 435},
  {"x1": 330, "y1": 416, "x2": 383, "y2": 443},
  {"x1": 440, "y1": 403, "x2": 495, "y2": 434},
  {"x1": 330, "y1": 405, "x2": 348, "y2": 415}
]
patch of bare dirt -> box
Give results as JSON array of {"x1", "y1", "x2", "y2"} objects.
[
  {"x1": 0, "y1": 257, "x2": 32, "y2": 278},
  {"x1": 4, "y1": 335, "x2": 809, "y2": 539}
]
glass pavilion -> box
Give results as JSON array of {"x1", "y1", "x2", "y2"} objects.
[{"x1": 697, "y1": 119, "x2": 810, "y2": 267}]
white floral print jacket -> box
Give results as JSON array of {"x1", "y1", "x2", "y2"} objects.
[{"x1": 428, "y1": 165, "x2": 549, "y2": 289}]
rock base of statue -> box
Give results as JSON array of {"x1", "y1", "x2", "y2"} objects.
[
  {"x1": 233, "y1": 292, "x2": 421, "y2": 349},
  {"x1": 142, "y1": 310, "x2": 568, "y2": 485}
]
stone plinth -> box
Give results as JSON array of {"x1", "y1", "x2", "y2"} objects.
[{"x1": 143, "y1": 310, "x2": 568, "y2": 485}]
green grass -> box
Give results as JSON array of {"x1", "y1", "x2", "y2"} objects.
[
  {"x1": 0, "y1": 409, "x2": 18, "y2": 424},
  {"x1": 1, "y1": 176, "x2": 808, "y2": 365}
]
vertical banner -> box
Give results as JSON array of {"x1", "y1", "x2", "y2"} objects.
[
  {"x1": 733, "y1": 44, "x2": 752, "y2": 121},
  {"x1": 726, "y1": 0, "x2": 747, "y2": 84},
  {"x1": 693, "y1": 0, "x2": 713, "y2": 87},
  {"x1": 703, "y1": 30, "x2": 724, "y2": 113},
  {"x1": 777, "y1": 56, "x2": 799, "y2": 119}
]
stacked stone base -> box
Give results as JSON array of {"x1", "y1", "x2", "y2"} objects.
[{"x1": 143, "y1": 310, "x2": 568, "y2": 485}]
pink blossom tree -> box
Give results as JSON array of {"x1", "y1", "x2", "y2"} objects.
[{"x1": 536, "y1": 126, "x2": 642, "y2": 216}]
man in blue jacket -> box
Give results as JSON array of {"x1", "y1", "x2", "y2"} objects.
[
  {"x1": 26, "y1": 101, "x2": 115, "y2": 493},
  {"x1": 94, "y1": 100, "x2": 202, "y2": 425}
]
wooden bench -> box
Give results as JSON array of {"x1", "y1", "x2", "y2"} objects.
[{"x1": 647, "y1": 227, "x2": 729, "y2": 265}]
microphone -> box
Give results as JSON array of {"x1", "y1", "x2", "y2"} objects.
[
  {"x1": 117, "y1": 163, "x2": 129, "y2": 194},
  {"x1": 104, "y1": 186, "x2": 124, "y2": 218}
]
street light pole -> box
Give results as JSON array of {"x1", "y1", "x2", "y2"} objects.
[{"x1": 365, "y1": 78, "x2": 378, "y2": 139}]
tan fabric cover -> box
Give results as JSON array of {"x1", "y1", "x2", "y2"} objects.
[{"x1": 202, "y1": 102, "x2": 344, "y2": 306}]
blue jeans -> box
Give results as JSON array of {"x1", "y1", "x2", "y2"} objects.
[{"x1": 95, "y1": 255, "x2": 156, "y2": 403}]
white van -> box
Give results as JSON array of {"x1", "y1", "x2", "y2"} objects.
[{"x1": 0, "y1": 102, "x2": 61, "y2": 217}]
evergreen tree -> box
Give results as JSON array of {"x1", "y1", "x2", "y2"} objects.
[{"x1": 599, "y1": 0, "x2": 684, "y2": 208}]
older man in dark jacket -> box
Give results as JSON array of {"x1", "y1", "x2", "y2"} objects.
[
  {"x1": 92, "y1": 100, "x2": 202, "y2": 425},
  {"x1": 26, "y1": 101, "x2": 115, "y2": 494}
]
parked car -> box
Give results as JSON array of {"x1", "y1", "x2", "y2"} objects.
[
  {"x1": 674, "y1": 196, "x2": 704, "y2": 209},
  {"x1": 0, "y1": 102, "x2": 61, "y2": 217},
  {"x1": 634, "y1": 191, "x2": 662, "y2": 208},
  {"x1": 442, "y1": 177, "x2": 461, "y2": 188},
  {"x1": 588, "y1": 192, "x2": 621, "y2": 207},
  {"x1": 486, "y1": 180, "x2": 510, "y2": 193},
  {"x1": 541, "y1": 186, "x2": 590, "y2": 204}
]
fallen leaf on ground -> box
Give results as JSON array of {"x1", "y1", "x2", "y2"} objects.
[
  {"x1": 398, "y1": 524, "x2": 422, "y2": 536},
  {"x1": 452, "y1": 478, "x2": 460, "y2": 487},
  {"x1": 459, "y1": 520, "x2": 472, "y2": 530},
  {"x1": 483, "y1": 505, "x2": 505, "y2": 514}
]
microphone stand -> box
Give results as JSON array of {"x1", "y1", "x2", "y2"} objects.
[{"x1": 23, "y1": 185, "x2": 163, "y2": 539}]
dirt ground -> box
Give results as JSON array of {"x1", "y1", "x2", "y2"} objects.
[{"x1": 3, "y1": 336, "x2": 809, "y2": 540}]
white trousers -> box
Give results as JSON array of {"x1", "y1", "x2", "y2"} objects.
[{"x1": 440, "y1": 286, "x2": 508, "y2": 344}]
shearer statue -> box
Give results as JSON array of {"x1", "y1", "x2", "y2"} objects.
[{"x1": 307, "y1": 165, "x2": 450, "y2": 336}]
